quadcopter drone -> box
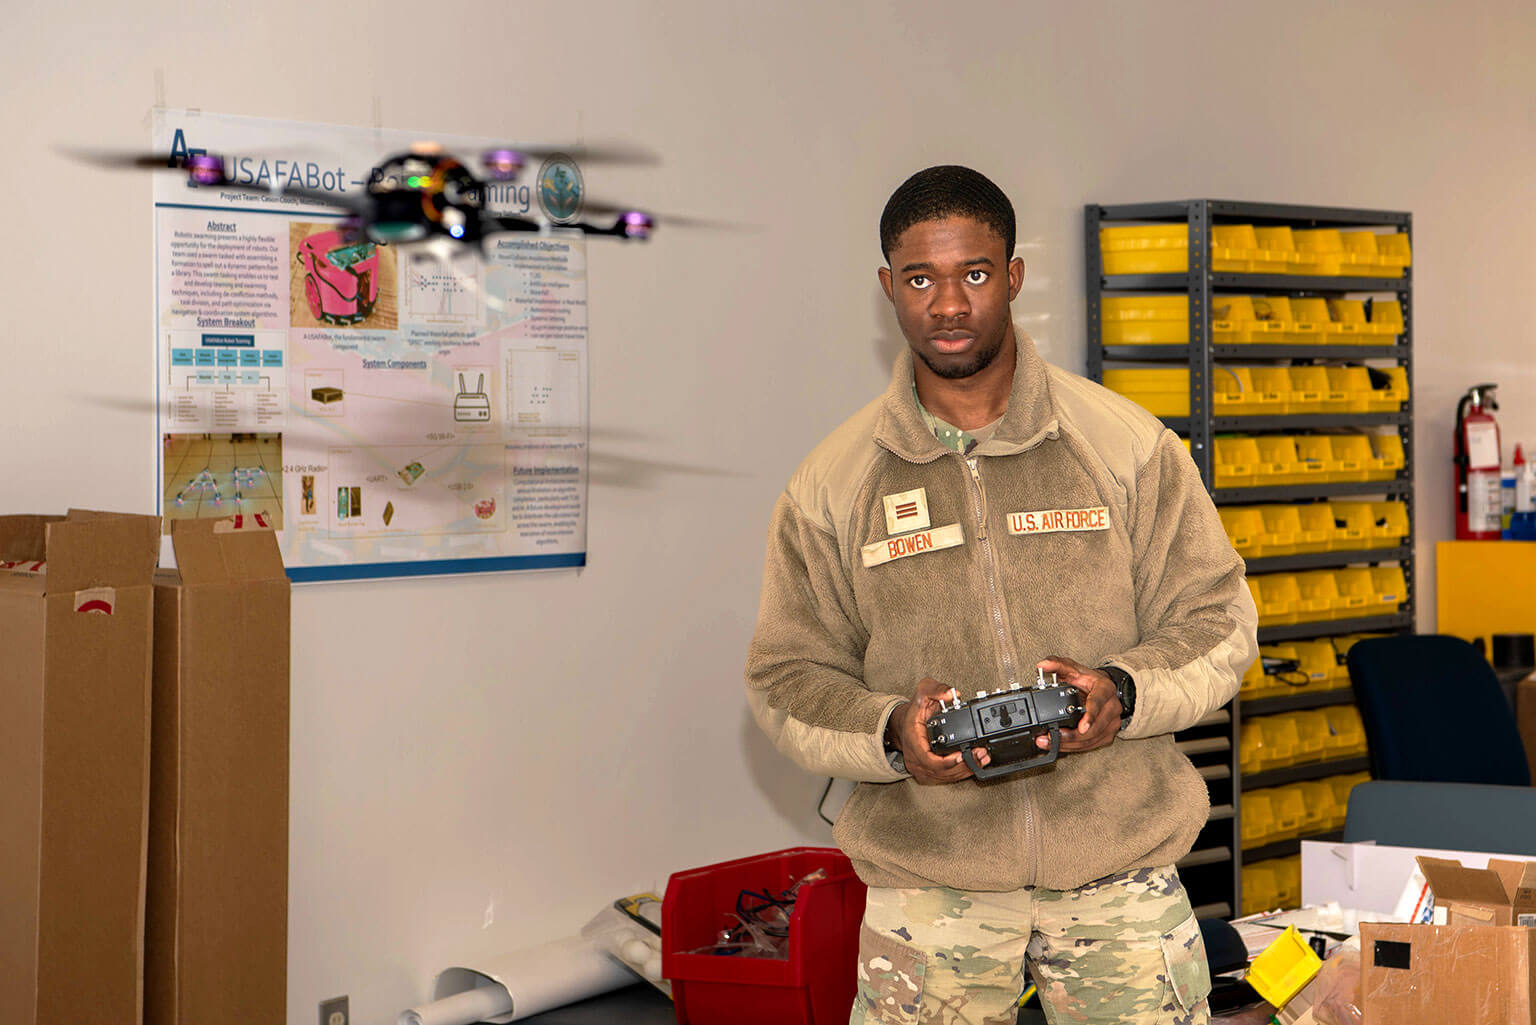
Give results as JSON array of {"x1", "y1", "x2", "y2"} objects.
[
  {"x1": 196, "y1": 144, "x2": 652, "y2": 247},
  {"x1": 95, "y1": 142, "x2": 665, "y2": 250}
]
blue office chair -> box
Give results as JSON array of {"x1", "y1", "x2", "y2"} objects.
[
  {"x1": 1347, "y1": 634, "x2": 1531, "y2": 786},
  {"x1": 1344, "y1": 780, "x2": 1536, "y2": 854}
]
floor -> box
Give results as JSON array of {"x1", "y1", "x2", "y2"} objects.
[{"x1": 161, "y1": 433, "x2": 284, "y2": 529}]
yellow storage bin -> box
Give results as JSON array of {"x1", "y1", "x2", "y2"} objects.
[
  {"x1": 1293, "y1": 364, "x2": 1351, "y2": 413},
  {"x1": 1220, "y1": 506, "x2": 1267, "y2": 559},
  {"x1": 1212, "y1": 296, "x2": 1286, "y2": 344},
  {"x1": 1255, "y1": 296, "x2": 1321, "y2": 345},
  {"x1": 1329, "y1": 435, "x2": 1375, "y2": 483},
  {"x1": 1216, "y1": 366, "x2": 1288, "y2": 416},
  {"x1": 1295, "y1": 779, "x2": 1343, "y2": 833},
  {"x1": 1367, "y1": 433, "x2": 1406, "y2": 481},
  {"x1": 1369, "y1": 299, "x2": 1405, "y2": 342},
  {"x1": 1274, "y1": 855, "x2": 1303, "y2": 910},
  {"x1": 1258, "y1": 505, "x2": 1302, "y2": 556},
  {"x1": 1242, "y1": 715, "x2": 1293, "y2": 772},
  {"x1": 1294, "y1": 229, "x2": 1366, "y2": 276},
  {"x1": 1285, "y1": 297, "x2": 1335, "y2": 345},
  {"x1": 1376, "y1": 232, "x2": 1412, "y2": 275},
  {"x1": 1242, "y1": 790, "x2": 1277, "y2": 848},
  {"x1": 1269, "y1": 784, "x2": 1305, "y2": 841},
  {"x1": 1260, "y1": 713, "x2": 1304, "y2": 770},
  {"x1": 1250, "y1": 574, "x2": 1301, "y2": 627},
  {"x1": 1253, "y1": 226, "x2": 1303, "y2": 273},
  {"x1": 1215, "y1": 436, "x2": 1261, "y2": 488},
  {"x1": 1363, "y1": 366, "x2": 1409, "y2": 412},
  {"x1": 1248, "y1": 367, "x2": 1297, "y2": 413},
  {"x1": 1294, "y1": 502, "x2": 1337, "y2": 553},
  {"x1": 1293, "y1": 570, "x2": 1344, "y2": 622},
  {"x1": 1103, "y1": 368, "x2": 1189, "y2": 416},
  {"x1": 1369, "y1": 565, "x2": 1407, "y2": 614},
  {"x1": 1324, "y1": 705, "x2": 1369, "y2": 758},
  {"x1": 1213, "y1": 224, "x2": 1289, "y2": 273},
  {"x1": 1290, "y1": 639, "x2": 1342, "y2": 691},
  {"x1": 1343, "y1": 230, "x2": 1412, "y2": 277},
  {"x1": 1100, "y1": 225, "x2": 1186, "y2": 275},
  {"x1": 1257, "y1": 643, "x2": 1306, "y2": 692},
  {"x1": 1332, "y1": 567, "x2": 1377, "y2": 618},
  {"x1": 1285, "y1": 366, "x2": 1329, "y2": 414},
  {"x1": 1324, "y1": 366, "x2": 1375, "y2": 413},
  {"x1": 1291, "y1": 712, "x2": 1332, "y2": 764},
  {"x1": 1248, "y1": 925, "x2": 1323, "y2": 1006},
  {"x1": 1326, "y1": 299, "x2": 1388, "y2": 343},
  {"x1": 1240, "y1": 713, "x2": 1266, "y2": 772},
  {"x1": 1330, "y1": 502, "x2": 1378, "y2": 549},
  {"x1": 1368, "y1": 501, "x2": 1410, "y2": 549},
  {"x1": 1243, "y1": 862, "x2": 1281, "y2": 916},
  {"x1": 1294, "y1": 436, "x2": 1340, "y2": 484},
  {"x1": 1101, "y1": 295, "x2": 1188, "y2": 345},
  {"x1": 1255, "y1": 436, "x2": 1306, "y2": 486}
]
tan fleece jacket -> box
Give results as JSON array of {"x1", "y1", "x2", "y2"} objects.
[{"x1": 746, "y1": 335, "x2": 1258, "y2": 892}]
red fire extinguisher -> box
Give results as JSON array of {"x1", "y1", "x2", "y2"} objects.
[{"x1": 1455, "y1": 383, "x2": 1502, "y2": 540}]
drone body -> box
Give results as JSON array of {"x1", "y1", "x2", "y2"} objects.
[{"x1": 178, "y1": 143, "x2": 654, "y2": 251}]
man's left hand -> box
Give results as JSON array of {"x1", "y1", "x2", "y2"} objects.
[{"x1": 1035, "y1": 655, "x2": 1122, "y2": 753}]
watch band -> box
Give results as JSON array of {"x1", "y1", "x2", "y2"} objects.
[{"x1": 1100, "y1": 665, "x2": 1136, "y2": 727}]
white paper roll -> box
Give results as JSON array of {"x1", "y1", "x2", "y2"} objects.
[
  {"x1": 398, "y1": 935, "x2": 637, "y2": 1025},
  {"x1": 399, "y1": 985, "x2": 513, "y2": 1025}
]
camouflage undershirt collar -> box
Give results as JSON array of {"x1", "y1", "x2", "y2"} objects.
[{"x1": 913, "y1": 382, "x2": 1001, "y2": 456}]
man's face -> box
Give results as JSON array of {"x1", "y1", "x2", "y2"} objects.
[{"x1": 878, "y1": 216, "x2": 1024, "y2": 380}]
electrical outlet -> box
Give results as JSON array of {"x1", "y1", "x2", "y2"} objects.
[{"x1": 319, "y1": 994, "x2": 348, "y2": 1025}]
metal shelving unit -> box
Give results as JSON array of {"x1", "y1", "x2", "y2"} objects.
[{"x1": 1086, "y1": 199, "x2": 1414, "y2": 919}]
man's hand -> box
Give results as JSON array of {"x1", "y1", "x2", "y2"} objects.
[
  {"x1": 889, "y1": 677, "x2": 991, "y2": 784},
  {"x1": 1035, "y1": 656, "x2": 1123, "y2": 754}
]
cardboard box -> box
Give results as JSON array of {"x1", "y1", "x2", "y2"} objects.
[
  {"x1": 0, "y1": 511, "x2": 161, "y2": 1025},
  {"x1": 145, "y1": 520, "x2": 290, "y2": 1025},
  {"x1": 1416, "y1": 856, "x2": 1536, "y2": 928},
  {"x1": 1362, "y1": 921, "x2": 1536, "y2": 1024}
]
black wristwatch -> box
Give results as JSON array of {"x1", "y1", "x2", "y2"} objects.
[{"x1": 1100, "y1": 665, "x2": 1137, "y2": 729}]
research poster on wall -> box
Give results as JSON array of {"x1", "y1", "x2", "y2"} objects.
[{"x1": 151, "y1": 109, "x2": 589, "y2": 581}]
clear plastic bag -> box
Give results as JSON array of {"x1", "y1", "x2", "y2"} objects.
[
  {"x1": 1311, "y1": 948, "x2": 1363, "y2": 1025},
  {"x1": 685, "y1": 868, "x2": 829, "y2": 960}
]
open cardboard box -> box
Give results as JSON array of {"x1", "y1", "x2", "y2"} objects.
[
  {"x1": 0, "y1": 511, "x2": 161, "y2": 1025},
  {"x1": 1356, "y1": 856, "x2": 1536, "y2": 1024},
  {"x1": 1416, "y1": 855, "x2": 1536, "y2": 928},
  {"x1": 145, "y1": 519, "x2": 290, "y2": 1025}
]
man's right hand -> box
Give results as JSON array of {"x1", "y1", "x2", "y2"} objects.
[{"x1": 889, "y1": 677, "x2": 990, "y2": 785}]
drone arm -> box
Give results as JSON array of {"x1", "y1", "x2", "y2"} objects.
[{"x1": 487, "y1": 215, "x2": 543, "y2": 234}]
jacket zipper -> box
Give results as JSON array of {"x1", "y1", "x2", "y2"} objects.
[
  {"x1": 965, "y1": 454, "x2": 1040, "y2": 882},
  {"x1": 965, "y1": 456, "x2": 1019, "y2": 689}
]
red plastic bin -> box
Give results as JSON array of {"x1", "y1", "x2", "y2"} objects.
[{"x1": 661, "y1": 847, "x2": 867, "y2": 1025}]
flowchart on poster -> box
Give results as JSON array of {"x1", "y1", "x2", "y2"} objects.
[{"x1": 152, "y1": 110, "x2": 589, "y2": 580}]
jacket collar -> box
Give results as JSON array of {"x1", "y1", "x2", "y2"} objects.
[{"x1": 873, "y1": 331, "x2": 1060, "y2": 463}]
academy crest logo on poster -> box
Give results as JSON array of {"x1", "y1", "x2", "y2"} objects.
[{"x1": 537, "y1": 154, "x2": 584, "y2": 224}]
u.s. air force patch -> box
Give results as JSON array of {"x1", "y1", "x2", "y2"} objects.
[{"x1": 1007, "y1": 506, "x2": 1109, "y2": 536}]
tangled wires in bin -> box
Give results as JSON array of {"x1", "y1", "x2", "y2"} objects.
[{"x1": 688, "y1": 868, "x2": 828, "y2": 959}]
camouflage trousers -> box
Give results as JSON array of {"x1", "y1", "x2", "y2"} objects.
[{"x1": 850, "y1": 865, "x2": 1210, "y2": 1025}]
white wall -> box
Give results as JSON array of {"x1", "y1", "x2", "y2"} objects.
[{"x1": 3, "y1": 2, "x2": 1534, "y2": 1021}]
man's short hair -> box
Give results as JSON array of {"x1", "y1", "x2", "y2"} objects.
[{"x1": 879, "y1": 165, "x2": 1016, "y2": 261}]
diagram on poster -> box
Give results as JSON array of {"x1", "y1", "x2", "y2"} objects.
[{"x1": 152, "y1": 109, "x2": 589, "y2": 581}]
